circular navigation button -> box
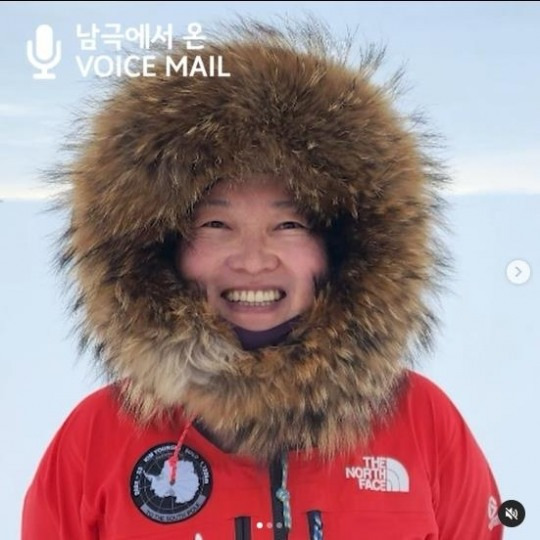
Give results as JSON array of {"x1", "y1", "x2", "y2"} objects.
[
  {"x1": 498, "y1": 500, "x2": 525, "y2": 527},
  {"x1": 506, "y1": 260, "x2": 531, "y2": 285}
]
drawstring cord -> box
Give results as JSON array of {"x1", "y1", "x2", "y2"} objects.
[
  {"x1": 169, "y1": 426, "x2": 323, "y2": 539},
  {"x1": 167, "y1": 416, "x2": 194, "y2": 485},
  {"x1": 307, "y1": 510, "x2": 324, "y2": 540},
  {"x1": 275, "y1": 451, "x2": 292, "y2": 530}
]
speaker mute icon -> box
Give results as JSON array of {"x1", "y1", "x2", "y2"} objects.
[{"x1": 498, "y1": 499, "x2": 525, "y2": 527}]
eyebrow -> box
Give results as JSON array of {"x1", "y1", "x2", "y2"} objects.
[{"x1": 201, "y1": 199, "x2": 297, "y2": 208}]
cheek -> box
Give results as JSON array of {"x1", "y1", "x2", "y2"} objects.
[
  {"x1": 307, "y1": 238, "x2": 328, "y2": 273},
  {"x1": 289, "y1": 239, "x2": 328, "y2": 281},
  {"x1": 176, "y1": 243, "x2": 212, "y2": 281}
]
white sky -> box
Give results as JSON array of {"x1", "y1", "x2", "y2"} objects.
[{"x1": 1, "y1": 1, "x2": 540, "y2": 199}]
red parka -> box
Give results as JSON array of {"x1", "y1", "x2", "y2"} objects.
[{"x1": 23, "y1": 372, "x2": 502, "y2": 539}]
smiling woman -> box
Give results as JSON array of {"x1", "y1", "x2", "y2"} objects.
[
  {"x1": 176, "y1": 175, "x2": 328, "y2": 331},
  {"x1": 22, "y1": 17, "x2": 502, "y2": 540}
]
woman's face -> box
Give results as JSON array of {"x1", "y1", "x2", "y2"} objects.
[{"x1": 176, "y1": 177, "x2": 328, "y2": 331}]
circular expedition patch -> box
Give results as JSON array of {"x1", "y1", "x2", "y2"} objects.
[{"x1": 130, "y1": 442, "x2": 212, "y2": 524}]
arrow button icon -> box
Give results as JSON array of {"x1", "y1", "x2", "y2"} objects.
[{"x1": 506, "y1": 259, "x2": 531, "y2": 285}]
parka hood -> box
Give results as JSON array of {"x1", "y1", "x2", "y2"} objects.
[{"x1": 54, "y1": 19, "x2": 449, "y2": 462}]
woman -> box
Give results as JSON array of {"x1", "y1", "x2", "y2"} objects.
[{"x1": 22, "y1": 19, "x2": 503, "y2": 539}]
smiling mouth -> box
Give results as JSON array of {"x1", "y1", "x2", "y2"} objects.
[{"x1": 221, "y1": 289, "x2": 287, "y2": 306}]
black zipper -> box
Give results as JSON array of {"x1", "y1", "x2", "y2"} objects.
[
  {"x1": 269, "y1": 457, "x2": 289, "y2": 540},
  {"x1": 234, "y1": 516, "x2": 251, "y2": 540}
]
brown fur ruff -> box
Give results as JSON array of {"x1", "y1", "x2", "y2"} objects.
[{"x1": 52, "y1": 19, "x2": 450, "y2": 462}]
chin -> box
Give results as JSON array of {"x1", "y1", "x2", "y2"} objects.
[{"x1": 229, "y1": 314, "x2": 288, "y2": 331}]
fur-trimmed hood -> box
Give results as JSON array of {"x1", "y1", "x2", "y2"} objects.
[{"x1": 54, "y1": 19, "x2": 449, "y2": 462}]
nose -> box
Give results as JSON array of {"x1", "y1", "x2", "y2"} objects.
[{"x1": 225, "y1": 236, "x2": 279, "y2": 274}]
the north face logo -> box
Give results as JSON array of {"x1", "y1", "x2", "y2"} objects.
[{"x1": 345, "y1": 456, "x2": 409, "y2": 492}]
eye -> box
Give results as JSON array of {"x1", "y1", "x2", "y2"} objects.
[
  {"x1": 278, "y1": 221, "x2": 306, "y2": 230},
  {"x1": 201, "y1": 221, "x2": 226, "y2": 228}
]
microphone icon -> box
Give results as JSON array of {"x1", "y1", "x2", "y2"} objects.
[{"x1": 27, "y1": 24, "x2": 62, "y2": 79}]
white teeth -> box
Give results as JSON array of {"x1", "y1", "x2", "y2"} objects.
[{"x1": 224, "y1": 289, "x2": 283, "y2": 303}]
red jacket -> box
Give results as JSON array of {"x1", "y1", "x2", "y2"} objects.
[{"x1": 22, "y1": 371, "x2": 502, "y2": 539}]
